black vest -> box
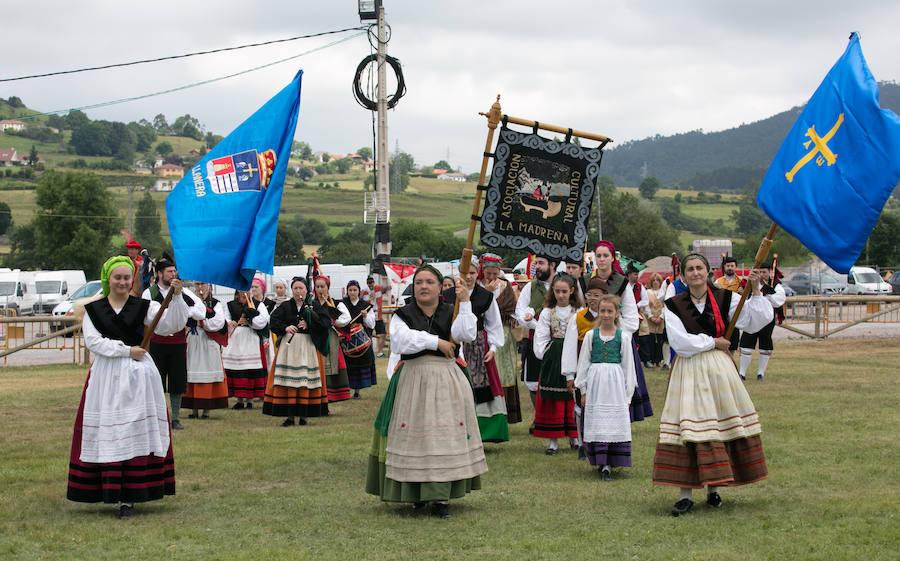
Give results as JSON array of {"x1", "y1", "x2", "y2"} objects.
[
  {"x1": 665, "y1": 286, "x2": 733, "y2": 337},
  {"x1": 441, "y1": 284, "x2": 493, "y2": 332},
  {"x1": 394, "y1": 301, "x2": 456, "y2": 360},
  {"x1": 341, "y1": 297, "x2": 370, "y2": 325},
  {"x1": 84, "y1": 296, "x2": 149, "y2": 347}
]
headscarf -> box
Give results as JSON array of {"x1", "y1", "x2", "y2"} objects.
[
  {"x1": 290, "y1": 276, "x2": 308, "y2": 289},
  {"x1": 316, "y1": 275, "x2": 331, "y2": 288},
  {"x1": 413, "y1": 263, "x2": 443, "y2": 285},
  {"x1": 101, "y1": 256, "x2": 135, "y2": 296},
  {"x1": 479, "y1": 253, "x2": 502, "y2": 279},
  {"x1": 252, "y1": 277, "x2": 266, "y2": 294},
  {"x1": 347, "y1": 279, "x2": 361, "y2": 290},
  {"x1": 594, "y1": 240, "x2": 625, "y2": 276}
]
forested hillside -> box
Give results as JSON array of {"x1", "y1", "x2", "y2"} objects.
[{"x1": 602, "y1": 82, "x2": 900, "y2": 190}]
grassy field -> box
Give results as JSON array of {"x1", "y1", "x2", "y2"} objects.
[{"x1": 0, "y1": 338, "x2": 897, "y2": 560}]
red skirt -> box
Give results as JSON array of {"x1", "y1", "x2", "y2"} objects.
[{"x1": 533, "y1": 391, "x2": 578, "y2": 439}]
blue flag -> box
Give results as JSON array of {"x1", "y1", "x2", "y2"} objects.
[
  {"x1": 756, "y1": 34, "x2": 900, "y2": 274},
  {"x1": 166, "y1": 70, "x2": 302, "y2": 290}
]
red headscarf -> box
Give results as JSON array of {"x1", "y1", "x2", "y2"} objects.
[{"x1": 593, "y1": 240, "x2": 625, "y2": 276}]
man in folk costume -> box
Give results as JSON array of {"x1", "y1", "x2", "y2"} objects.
[
  {"x1": 565, "y1": 258, "x2": 588, "y2": 300},
  {"x1": 141, "y1": 253, "x2": 207, "y2": 430},
  {"x1": 715, "y1": 256, "x2": 745, "y2": 355},
  {"x1": 124, "y1": 236, "x2": 144, "y2": 297},
  {"x1": 515, "y1": 255, "x2": 558, "y2": 434},
  {"x1": 479, "y1": 253, "x2": 523, "y2": 425},
  {"x1": 183, "y1": 280, "x2": 229, "y2": 420},
  {"x1": 738, "y1": 261, "x2": 786, "y2": 382},
  {"x1": 443, "y1": 256, "x2": 508, "y2": 443}
]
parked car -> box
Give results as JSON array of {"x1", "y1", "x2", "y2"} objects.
[
  {"x1": 785, "y1": 272, "x2": 847, "y2": 295},
  {"x1": 32, "y1": 270, "x2": 87, "y2": 315},
  {"x1": 886, "y1": 271, "x2": 900, "y2": 294},
  {"x1": 843, "y1": 266, "x2": 892, "y2": 295},
  {"x1": 50, "y1": 280, "x2": 102, "y2": 333}
]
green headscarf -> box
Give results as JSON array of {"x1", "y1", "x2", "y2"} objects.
[{"x1": 101, "y1": 256, "x2": 135, "y2": 296}]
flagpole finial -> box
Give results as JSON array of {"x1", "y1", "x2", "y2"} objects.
[{"x1": 849, "y1": 31, "x2": 860, "y2": 41}]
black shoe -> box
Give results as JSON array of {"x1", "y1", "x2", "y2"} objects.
[
  {"x1": 187, "y1": 413, "x2": 199, "y2": 419},
  {"x1": 171, "y1": 419, "x2": 184, "y2": 430},
  {"x1": 200, "y1": 413, "x2": 210, "y2": 420},
  {"x1": 671, "y1": 498, "x2": 694, "y2": 517},
  {"x1": 545, "y1": 447, "x2": 558, "y2": 456},
  {"x1": 569, "y1": 440, "x2": 580, "y2": 450},
  {"x1": 281, "y1": 418, "x2": 295, "y2": 427},
  {"x1": 118, "y1": 504, "x2": 133, "y2": 519},
  {"x1": 245, "y1": 401, "x2": 253, "y2": 410},
  {"x1": 757, "y1": 374, "x2": 764, "y2": 381},
  {"x1": 739, "y1": 374, "x2": 746, "y2": 381},
  {"x1": 600, "y1": 468, "x2": 612, "y2": 482},
  {"x1": 431, "y1": 502, "x2": 450, "y2": 519},
  {"x1": 706, "y1": 491, "x2": 723, "y2": 508},
  {"x1": 232, "y1": 402, "x2": 245, "y2": 410},
  {"x1": 297, "y1": 418, "x2": 308, "y2": 426},
  {"x1": 411, "y1": 501, "x2": 429, "y2": 511},
  {"x1": 577, "y1": 446, "x2": 587, "y2": 461},
  {"x1": 353, "y1": 392, "x2": 361, "y2": 399},
  {"x1": 528, "y1": 425, "x2": 535, "y2": 435}
]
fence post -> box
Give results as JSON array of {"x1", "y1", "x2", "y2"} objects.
[{"x1": 814, "y1": 300, "x2": 822, "y2": 338}]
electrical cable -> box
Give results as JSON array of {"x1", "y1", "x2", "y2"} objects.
[
  {"x1": 16, "y1": 32, "x2": 366, "y2": 120},
  {"x1": 0, "y1": 26, "x2": 367, "y2": 83},
  {"x1": 352, "y1": 53, "x2": 406, "y2": 111}
]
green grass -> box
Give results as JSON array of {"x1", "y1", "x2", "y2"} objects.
[
  {"x1": 679, "y1": 202, "x2": 738, "y2": 221},
  {"x1": 0, "y1": 338, "x2": 897, "y2": 560}
]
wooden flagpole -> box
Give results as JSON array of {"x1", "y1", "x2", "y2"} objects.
[
  {"x1": 724, "y1": 222, "x2": 778, "y2": 338},
  {"x1": 140, "y1": 288, "x2": 175, "y2": 350}
]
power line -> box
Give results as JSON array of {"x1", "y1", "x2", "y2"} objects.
[
  {"x1": 17, "y1": 32, "x2": 366, "y2": 120},
  {"x1": 0, "y1": 27, "x2": 366, "y2": 83}
]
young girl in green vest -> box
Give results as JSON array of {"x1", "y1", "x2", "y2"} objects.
[{"x1": 574, "y1": 294, "x2": 637, "y2": 480}]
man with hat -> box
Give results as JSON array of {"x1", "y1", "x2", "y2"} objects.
[
  {"x1": 715, "y1": 256, "x2": 745, "y2": 356},
  {"x1": 515, "y1": 254, "x2": 558, "y2": 433},
  {"x1": 125, "y1": 238, "x2": 144, "y2": 297},
  {"x1": 142, "y1": 253, "x2": 207, "y2": 430},
  {"x1": 737, "y1": 261, "x2": 785, "y2": 381},
  {"x1": 565, "y1": 258, "x2": 588, "y2": 300}
]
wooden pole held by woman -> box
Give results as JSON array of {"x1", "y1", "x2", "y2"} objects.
[{"x1": 724, "y1": 222, "x2": 779, "y2": 338}]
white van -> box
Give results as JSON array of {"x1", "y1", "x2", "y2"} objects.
[
  {"x1": 0, "y1": 269, "x2": 35, "y2": 316},
  {"x1": 844, "y1": 266, "x2": 891, "y2": 295},
  {"x1": 32, "y1": 270, "x2": 87, "y2": 315}
]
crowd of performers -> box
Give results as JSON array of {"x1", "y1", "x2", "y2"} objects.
[{"x1": 67, "y1": 239, "x2": 784, "y2": 520}]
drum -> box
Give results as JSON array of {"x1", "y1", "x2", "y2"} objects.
[{"x1": 340, "y1": 323, "x2": 371, "y2": 358}]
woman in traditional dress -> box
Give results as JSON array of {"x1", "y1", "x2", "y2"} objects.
[
  {"x1": 251, "y1": 277, "x2": 276, "y2": 366},
  {"x1": 314, "y1": 275, "x2": 351, "y2": 402},
  {"x1": 222, "y1": 290, "x2": 270, "y2": 409},
  {"x1": 264, "y1": 278, "x2": 331, "y2": 426},
  {"x1": 183, "y1": 281, "x2": 229, "y2": 420},
  {"x1": 365, "y1": 265, "x2": 486, "y2": 519},
  {"x1": 272, "y1": 279, "x2": 290, "y2": 307},
  {"x1": 533, "y1": 273, "x2": 582, "y2": 454},
  {"x1": 653, "y1": 253, "x2": 772, "y2": 516},
  {"x1": 574, "y1": 294, "x2": 636, "y2": 480},
  {"x1": 336, "y1": 280, "x2": 376, "y2": 398},
  {"x1": 68, "y1": 256, "x2": 189, "y2": 518},
  {"x1": 479, "y1": 254, "x2": 522, "y2": 425},
  {"x1": 591, "y1": 241, "x2": 653, "y2": 422}
]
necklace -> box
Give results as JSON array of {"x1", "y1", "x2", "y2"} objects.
[{"x1": 689, "y1": 290, "x2": 707, "y2": 301}]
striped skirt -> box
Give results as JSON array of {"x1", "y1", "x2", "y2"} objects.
[
  {"x1": 263, "y1": 334, "x2": 329, "y2": 418},
  {"x1": 182, "y1": 380, "x2": 229, "y2": 411},
  {"x1": 320, "y1": 330, "x2": 351, "y2": 402},
  {"x1": 652, "y1": 349, "x2": 767, "y2": 488}
]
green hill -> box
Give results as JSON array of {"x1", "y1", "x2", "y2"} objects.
[{"x1": 601, "y1": 82, "x2": 900, "y2": 191}]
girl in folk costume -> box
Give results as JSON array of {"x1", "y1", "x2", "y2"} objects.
[
  {"x1": 444, "y1": 257, "x2": 508, "y2": 443},
  {"x1": 533, "y1": 273, "x2": 582, "y2": 454},
  {"x1": 314, "y1": 276, "x2": 352, "y2": 402},
  {"x1": 222, "y1": 290, "x2": 271, "y2": 409},
  {"x1": 480, "y1": 253, "x2": 523, "y2": 425},
  {"x1": 183, "y1": 281, "x2": 229, "y2": 420},
  {"x1": 654, "y1": 253, "x2": 772, "y2": 516},
  {"x1": 574, "y1": 294, "x2": 637, "y2": 481},
  {"x1": 68, "y1": 257, "x2": 189, "y2": 519},
  {"x1": 264, "y1": 278, "x2": 331, "y2": 426},
  {"x1": 641, "y1": 273, "x2": 667, "y2": 368},
  {"x1": 336, "y1": 280, "x2": 376, "y2": 398},
  {"x1": 365, "y1": 266, "x2": 487, "y2": 519},
  {"x1": 591, "y1": 241, "x2": 653, "y2": 422}
]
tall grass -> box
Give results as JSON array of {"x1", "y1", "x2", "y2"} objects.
[{"x1": 0, "y1": 338, "x2": 897, "y2": 560}]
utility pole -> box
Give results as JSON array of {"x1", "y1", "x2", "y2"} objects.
[
  {"x1": 373, "y1": 3, "x2": 391, "y2": 259},
  {"x1": 127, "y1": 184, "x2": 136, "y2": 233}
]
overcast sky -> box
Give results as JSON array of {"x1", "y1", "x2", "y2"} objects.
[{"x1": 3, "y1": 1, "x2": 899, "y2": 174}]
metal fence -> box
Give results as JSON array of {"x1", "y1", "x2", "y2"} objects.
[
  {"x1": 0, "y1": 316, "x2": 85, "y2": 365},
  {"x1": 781, "y1": 295, "x2": 900, "y2": 338}
]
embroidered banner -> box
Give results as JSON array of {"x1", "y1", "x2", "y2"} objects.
[{"x1": 480, "y1": 126, "x2": 603, "y2": 262}]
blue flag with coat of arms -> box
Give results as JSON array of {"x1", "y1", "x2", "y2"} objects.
[
  {"x1": 166, "y1": 70, "x2": 302, "y2": 290},
  {"x1": 756, "y1": 33, "x2": 900, "y2": 274}
]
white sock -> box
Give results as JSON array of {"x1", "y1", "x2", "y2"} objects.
[
  {"x1": 738, "y1": 348, "x2": 753, "y2": 376},
  {"x1": 548, "y1": 438, "x2": 558, "y2": 451},
  {"x1": 680, "y1": 488, "x2": 693, "y2": 501},
  {"x1": 602, "y1": 465, "x2": 610, "y2": 472},
  {"x1": 758, "y1": 352, "x2": 771, "y2": 376},
  {"x1": 570, "y1": 437, "x2": 580, "y2": 446}
]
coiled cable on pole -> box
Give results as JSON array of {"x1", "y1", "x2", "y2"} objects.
[{"x1": 353, "y1": 53, "x2": 406, "y2": 111}]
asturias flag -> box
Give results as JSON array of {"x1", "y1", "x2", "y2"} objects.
[
  {"x1": 756, "y1": 34, "x2": 900, "y2": 274},
  {"x1": 166, "y1": 70, "x2": 302, "y2": 290}
]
